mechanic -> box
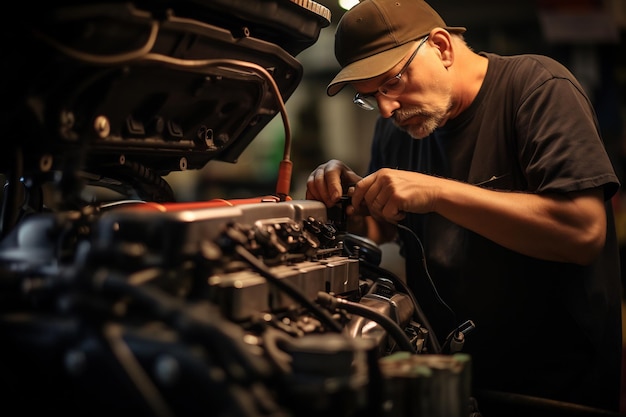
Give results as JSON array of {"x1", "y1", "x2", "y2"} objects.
[{"x1": 306, "y1": 0, "x2": 622, "y2": 413}]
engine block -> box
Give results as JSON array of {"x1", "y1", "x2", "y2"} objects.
[{"x1": 0, "y1": 199, "x2": 471, "y2": 417}]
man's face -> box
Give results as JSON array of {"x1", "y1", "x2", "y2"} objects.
[{"x1": 352, "y1": 39, "x2": 455, "y2": 139}]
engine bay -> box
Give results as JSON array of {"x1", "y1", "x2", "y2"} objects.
[{"x1": 0, "y1": 1, "x2": 473, "y2": 416}]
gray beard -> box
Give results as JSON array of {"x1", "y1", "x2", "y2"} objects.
[
  {"x1": 404, "y1": 116, "x2": 441, "y2": 139},
  {"x1": 393, "y1": 113, "x2": 438, "y2": 139},
  {"x1": 393, "y1": 101, "x2": 452, "y2": 139}
]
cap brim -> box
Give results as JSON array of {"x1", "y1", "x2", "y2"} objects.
[
  {"x1": 327, "y1": 42, "x2": 415, "y2": 97},
  {"x1": 326, "y1": 27, "x2": 466, "y2": 96}
]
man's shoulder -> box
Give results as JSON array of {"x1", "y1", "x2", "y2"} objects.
[{"x1": 483, "y1": 52, "x2": 574, "y2": 80}]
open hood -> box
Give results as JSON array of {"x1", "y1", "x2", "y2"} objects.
[{"x1": 1, "y1": 0, "x2": 331, "y2": 203}]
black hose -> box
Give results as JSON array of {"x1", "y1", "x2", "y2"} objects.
[
  {"x1": 316, "y1": 292, "x2": 416, "y2": 354},
  {"x1": 359, "y1": 261, "x2": 442, "y2": 354},
  {"x1": 234, "y1": 245, "x2": 343, "y2": 333},
  {"x1": 97, "y1": 270, "x2": 272, "y2": 381}
]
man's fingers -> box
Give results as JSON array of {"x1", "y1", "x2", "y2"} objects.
[
  {"x1": 307, "y1": 166, "x2": 344, "y2": 207},
  {"x1": 350, "y1": 175, "x2": 372, "y2": 209}
]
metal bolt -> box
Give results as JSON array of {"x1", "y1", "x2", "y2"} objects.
[
  {"x1": 39, "y1": 154, "x2": 53, "y2": 172},
  {"x1": 94, "y1": 115, "x2": 110, "y2": 138}
]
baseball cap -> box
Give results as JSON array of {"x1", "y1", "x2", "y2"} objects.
[{"x1": 327, "y1": 0, "x2": 466, "y2": 96}]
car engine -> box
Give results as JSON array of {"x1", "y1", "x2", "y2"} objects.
[{"x1": 0, "y1": 1, "x2": 474, "y2": 416}]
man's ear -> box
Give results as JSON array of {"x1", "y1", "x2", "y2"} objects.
[{"x1": 429, "y1": 28, "x2": 454, "y2": 68}]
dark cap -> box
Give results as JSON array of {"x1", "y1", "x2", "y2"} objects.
[{"x1": 327, "y1": 0, "x2": 466, "y2": 96}]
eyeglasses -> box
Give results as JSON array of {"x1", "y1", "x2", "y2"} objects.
[{"x1": 353, "y1": 36, "x2": 429, "y2": 111}]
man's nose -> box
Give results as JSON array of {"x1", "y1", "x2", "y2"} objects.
[{"x1": 376, "y1": 96, "x2": 400, "y2": 119}]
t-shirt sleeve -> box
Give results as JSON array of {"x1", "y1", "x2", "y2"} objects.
[{"x1": 515, "y1": 75, "x2": 620, "y2": 200}]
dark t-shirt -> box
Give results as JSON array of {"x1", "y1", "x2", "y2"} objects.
[{"x1": 368, "y1": 52, "x2": 622, "y2": 411}]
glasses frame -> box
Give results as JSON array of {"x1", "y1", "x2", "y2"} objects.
[{"x1": 353, "y1": 36, "x2": 429, "y2": 111}]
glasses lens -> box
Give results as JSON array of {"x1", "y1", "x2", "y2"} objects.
[
  {"x1": 353, "y1": 94, "x2": 377, "y2": 110},
  {"x1": 351, "y1": 36, "x2": 427, "y2": 111},
  {"x1": 379, "y1": 76, "x2": 404, "y2": 98}
]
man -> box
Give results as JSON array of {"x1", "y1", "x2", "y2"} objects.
[{"x1": 306, "y1": 0, "x2": 622, "y2": 414}]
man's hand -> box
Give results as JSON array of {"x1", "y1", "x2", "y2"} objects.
[
  {"x1": 306, "y1": 159, "x2": 363, "y2": 207},
  {"x1": 350, "y1": 168, "x2": 437, "y2": 223}
]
